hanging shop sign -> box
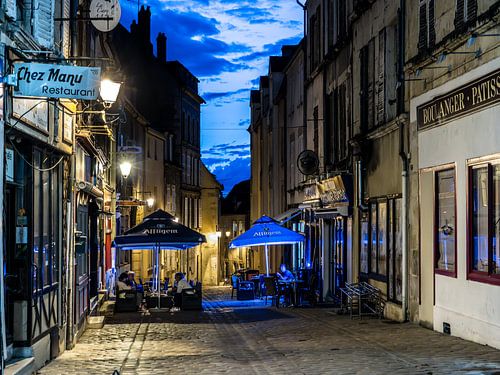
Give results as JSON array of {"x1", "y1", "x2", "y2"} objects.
[
  {"x1": 318, "y1": 175, "x2": 351, "y2": 206},
  {"x1": 90, "y1": 0, "x2": 121, "y2": 33},
  {"x1": 14, "y1": 63, "x2": 101, "y2": 100},
  {"x1": 303, "y1": 182, "x2": 320, "y2": 202},
  {"x1": 417, "y1": 67, "x2": 500, "y2": 130}
]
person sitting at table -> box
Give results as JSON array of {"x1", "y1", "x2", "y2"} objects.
[
  {"x1": 116, "y1": 272, "x2": 132, "y2": 291},
  {"x1": 172, "y1": 272, "x2": 191, "y2": 310},
  {"x1": 277, "y1": 264, "x2": 294, "y2": 281}
]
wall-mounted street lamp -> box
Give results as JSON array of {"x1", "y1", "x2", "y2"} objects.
[
  {"x1": 99, "y1": 79, "x2": 122, "y2": 107},
  {"x1": 119, "y1": 161, "x2": 132, "y2": 179},
  {"x1": 225, "y1": 231, "x2": 231, "y2": 238},
  {"x1": 136, "y1": 191, "x2": 155, "y2": 208},
  {"x1": 146, "y1": 197, "x2": 155, "y2": 208}
]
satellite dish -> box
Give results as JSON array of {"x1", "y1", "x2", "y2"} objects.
[
  {"x1": 90, "y1": 0, "x2": 121, "y2": 33},
  {"x1": 297, "y1": 150, "x2": 319, "y2": 176}
]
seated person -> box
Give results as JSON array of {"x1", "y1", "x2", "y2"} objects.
[
  {"x1": 116, "y1": 272, "x2": 132, "y2": 291},
  {"x1": 277, "y1": 264, "x2": 295, "y2": 281},
  {"x1": 172, "y1": 272, "x2": 191, "y2": 308},
  {"x1": 127, "y1": 271, "x2": 138, "y2": 288}
]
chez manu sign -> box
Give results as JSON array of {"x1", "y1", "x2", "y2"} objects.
[
  {"x1": 14, "y1": 63, "x2": 101, "y2": 100},
  {"x1": 417, "y1": 68, "x2": 500, "y2": 130}
]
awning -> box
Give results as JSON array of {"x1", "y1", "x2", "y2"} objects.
[
  {"x1": 314, "y1": 206, "x2": 349, "y2": 218},
  {"x1": 273, "y1": 208, "x2": 302, "y2": 223}
]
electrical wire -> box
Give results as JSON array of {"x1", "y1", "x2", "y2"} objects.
[
  {"x1": 8, "y1": 137, "x2": 66, "y2": 172},
  {"x1": 5, "y1": 99, "x2": 47, "y2": 135}
]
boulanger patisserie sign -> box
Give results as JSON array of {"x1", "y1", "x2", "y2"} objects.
[
  {"x1": 14, "y1": 63, "x2": 101, "y2": 100},
  {"x1": 417, "y1": 67, "x2": 500, "y2": 129}
]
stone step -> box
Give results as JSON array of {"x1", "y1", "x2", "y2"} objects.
[
  {"x1": 87, "y1": 315, "x2": 105, "y2": 329},
  {"x1": 4, "y1": 357, "x2": 35, "y2": 375}
]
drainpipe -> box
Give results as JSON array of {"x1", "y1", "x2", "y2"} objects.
[
  {"x1": 398, "y1": 0, "x2": 409, "y2": 323},
  {"x1": 0, "y1": 44, "x2": 7, "y2": 366}
]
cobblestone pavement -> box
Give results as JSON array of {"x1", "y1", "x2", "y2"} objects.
[{"x1": 38, "y1": 287, "x2": 500, "y2": 375}]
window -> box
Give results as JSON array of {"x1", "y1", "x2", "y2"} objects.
[
  {"x1": 335, "y1": 83, "x2": 348, "y2": 162},
  {"x1": 309, "y1": 6, "x2": 321, "y2": 71},
  {"x1": 33, "y1": 150, "x2": 61, "y2": 290},
  {"x1": 313, "y1": 106, "x2": 319, "y2": 156},
  {"x1": 455, "y1": 0, "x2": 477, "y2": 31},
  {"x1": 364, "y1": 198, "x2": 402, "y2": 288},
  {"x1": 469, "y1": 162, "x2": 500, "y2": 285},
  {"x1": 328, "y1": 0, "x2": 348, "y2": 47},
  {"x1": 435, "y1": 169, "x2": 456, "y2": 276},
  {"x1": 418, "y1": 0, "x2": 436, "y2": 52},
  {"x1": 360, "y1": 39, "x2": 375, "y2": 131},
  {"x1": 360, "y1": 212, "x2": 369, "y2": 274}
]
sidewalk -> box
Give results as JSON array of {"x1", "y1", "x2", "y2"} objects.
[{"x1": 38, "y1": 287, "x2": 500, "y2": 375}]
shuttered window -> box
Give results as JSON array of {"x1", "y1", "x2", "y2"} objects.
[
  {"x1": 33, "y1": 0, "x2": 55, "y2": 49},
  {"x1": 418, "y1": 0, "x2": 435, "y2": 53},
  {"x1": 455, "y1": 0, "x2": 477, "y2": 31},
  {"x1": 5, "y1": 0, "x2": 17, "y2": 19},
  {"x1": 376, "y1": 29, "x2": 386, "y2": 126}
]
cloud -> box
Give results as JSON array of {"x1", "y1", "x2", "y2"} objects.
[
  {"x1": 238, "y1": 119, "x2": 250, "y2": 127},
  {"x1": 202, "y1": 88, "x2": 248, "y2": 102},
  {"x1": 235, "y1": 35, "x2": 302, "y2": 63},
  {"x1": 204, "y1": 157, "x2": 251, "y2": 195}
]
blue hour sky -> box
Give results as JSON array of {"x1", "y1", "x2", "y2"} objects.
[{"x1": 120, "y1": 0, "x2": 303, "y2": 194}]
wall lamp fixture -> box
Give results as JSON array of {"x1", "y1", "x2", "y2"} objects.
[
  {"x1": 467, "y1": 32, "x2": 500, "y2": 48},
  {"x1": 415, "y1": 65, "x2": 452, "y2": 77},
  {"x1": 437, "y1": 49, "x2": 481, "y2": 63}
]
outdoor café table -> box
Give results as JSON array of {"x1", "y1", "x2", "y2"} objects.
[{"x1": 278, "y1": 279, "x2": 304, "y2": 307}]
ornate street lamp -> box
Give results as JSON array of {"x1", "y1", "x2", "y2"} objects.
[
  {"x1": 119, "y1": 161, "x2": 132, "y2": 179},
  {"x1": 100, "y1": 79, "x2": 122, "y2": 106}
]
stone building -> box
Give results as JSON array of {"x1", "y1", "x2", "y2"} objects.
[{"x1": 406, "y1": 0, "x2": 500, "y2": 348}]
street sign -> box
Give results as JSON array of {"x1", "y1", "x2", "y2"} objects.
[
  {"x1": 118, "y1": 145, "x2": 143, "y2": 154},
  {"x1": 14, "y1": 63, "x2": 101, "y2": 100},
  {"x1": 90, "y1": 0, "x2": 121, "y2": 33}
]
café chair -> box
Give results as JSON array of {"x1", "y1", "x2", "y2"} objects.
[
  {"x1": 263, "y1": 276, "x2": 280, "y2": 307},
  {"x1": 231, "y1": 274, "x2": 239, "y2": 299}
]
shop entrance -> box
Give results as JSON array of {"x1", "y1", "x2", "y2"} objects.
[{"x1": 329, "y1": 217, "x2": 347, "y2": 298}]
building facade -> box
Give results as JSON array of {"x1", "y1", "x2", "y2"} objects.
[{"x1": 407, "y1": 0, "x2": 500, "y2": 348}]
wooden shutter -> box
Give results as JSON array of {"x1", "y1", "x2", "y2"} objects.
[
  {"x1": 454, "y1": 0, "x2": 465, "y2": 31},
  {"x1": 428, "y1": 0, "x2": 436, "y2": 47},
  {"x1": 385, "y1": 24, "x2": 398, "y2": 122},
  {"x1": 376, "y1": 29, "x2": 386, "y2": 126},
  {"x1": 360, "y1": 46, "x2": 368, "y2": 132},
  {"x1": 467, "y1": 0, "x2": 477, "y2": 24},
  {"x1": 34, "y1": 0, "x2": 55, "y2": 48},
  {"x1": 367, "y1": 38, "x2": 375, "y2": 130},
  {"x1": 62, "y1": 0, "x2": 71, "y2": 57},
  {"x1": 5, "y1": 0, "x2": 17, "y2": 20},
  {"x1": 418, "y1": 2, "x2": 427, "y2": 52}
]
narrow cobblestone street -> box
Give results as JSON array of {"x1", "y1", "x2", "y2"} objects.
[{"x1": 38, "y1": 287, "x2": 500, "y2": 375}]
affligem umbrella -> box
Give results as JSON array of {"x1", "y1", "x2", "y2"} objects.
[
  {"x1": 114, "y1": 209, "x2": 206, "y2": 308},
  {"x1": 229, "y1": 215, "x2": 305, "y2": 275}
]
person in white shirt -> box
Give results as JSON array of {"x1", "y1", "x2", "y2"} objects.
[
  {"x1": 173, "y1": 272, "x2": 191, "y2": 308},
  {"x1": 116, "y1": 272, "x2": 132, "y2": 291}
]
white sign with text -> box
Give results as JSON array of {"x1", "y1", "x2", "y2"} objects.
[{"x1": 14, "y1": 63, "x2": 101, "y2": 100}]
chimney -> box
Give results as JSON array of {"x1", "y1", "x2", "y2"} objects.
[
  {"x1": 138, "y1": 5, "x2": 152, "y2": 54},
  {"x1": 157, "y1": 33, "x2": 167, "y2": 62}
]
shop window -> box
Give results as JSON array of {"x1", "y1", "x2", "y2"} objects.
[
  {"x1": 435, "y1": 169, "x2": 456, "y2": 276},
  {"x1": 469, "y1": 162, "x2": 500, "y2": 285},
  {"x1": 33, "y1": 150, "x2": 61, "y2": 290},
  {"x1": 364, "y1": 198, "x2": 402, "y2": 294},
  {"x1": 360, "y1": 212, "x2": 369, "y2": 274},
  {"x1": 368, "y1": 201, "x2": 387, "y2": 277}
]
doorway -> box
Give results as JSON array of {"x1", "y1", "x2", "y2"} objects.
[{"x1": 329, "y1": 217, "x2": 347, "y2": 298}]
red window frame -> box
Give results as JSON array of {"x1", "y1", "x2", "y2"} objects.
[
  {"x1": 467, "y1": 162, "x2": 500, "y2": 286},
  {"x1": 434, "y1": 168, "x2": 457, "y2": 278}
]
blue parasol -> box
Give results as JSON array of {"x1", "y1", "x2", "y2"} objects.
[{"x1": 229, "y1": 215, "x2": 305, "y2": 275}]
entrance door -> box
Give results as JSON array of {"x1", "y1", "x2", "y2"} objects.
[{"x1": 328, "y1": 216, "x2": 347, "y2": 297}]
